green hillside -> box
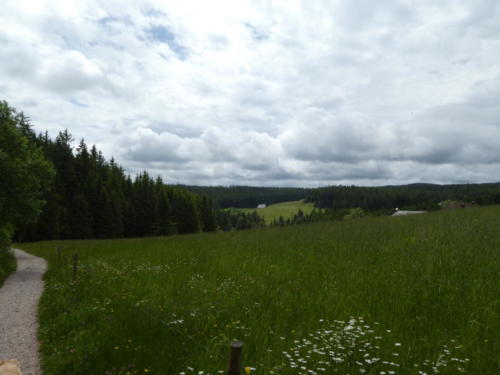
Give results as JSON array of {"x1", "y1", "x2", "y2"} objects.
[
  {"x1": 239, "y1": 199, "x2": 315, "y2": 224},
  {"x1": 18, "y1": 206, "x2": 499, "y2": 374}
]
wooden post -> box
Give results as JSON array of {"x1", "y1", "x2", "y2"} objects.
[
  {"x1": 227, "y1": 341, "x2": 243, "y2": 375},
  {"x1": 72, "y1": 252, "x2": 79, "y2": 282}
]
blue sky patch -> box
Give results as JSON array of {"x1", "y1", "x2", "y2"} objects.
[
  {"x1": 146, "y1": 25, "x2": 188, "y2": 60},
  {"x1": 244, "y1": 23, "x2": 269, "y2": 42},
  {"x1": 68, "y1": 98, "x2": 90, "y2": 108}
]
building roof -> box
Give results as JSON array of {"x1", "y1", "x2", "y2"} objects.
[{"x1": 392, "y1": 210, "x2": 427, "y2": 216}]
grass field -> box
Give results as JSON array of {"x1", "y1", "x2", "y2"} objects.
[
  {"x1": 18, "y1": 206, "x2": 499, "y2": 375},
  {"x1": 239, "y1": 200, "x2": 315, "y2": 224}
]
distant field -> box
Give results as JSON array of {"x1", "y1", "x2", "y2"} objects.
[
  {"x1": 239, "y1": 200, "x2": 315, "y2": 224},
  {"x1": 18, "y1": 206, "x2": 499, "y2": 374}
]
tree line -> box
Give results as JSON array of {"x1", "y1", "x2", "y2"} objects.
[
  {"x1": 14, "y1": 129, "x2": 222, "y2": 241},
  {"x1": 1, "y1": 101, "x2": 54, "y2": 281},
  {"x1": 0, "y1": 101, "x2": 225, "y2": 243},
  {"x1": 182, "y1": 185, "x2": 310, "y2": 208},
  {"x1": 306, "y1": 183, "x2": 500, "y2": 212}
]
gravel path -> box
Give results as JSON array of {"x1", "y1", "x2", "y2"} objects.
[{"x1": 0, "y1": 249, "x2": 47, "y2": 375}]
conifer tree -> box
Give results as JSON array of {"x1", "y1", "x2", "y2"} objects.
[
  {"x1": 0, "y1": 101, "x2": 54, "y2": 244},
  {"x1": 200, "y1": 196, "x2": 217, "y2": 232},
  {"x1": 5, "y1": 103, "x2": 219, "y2": 241}
]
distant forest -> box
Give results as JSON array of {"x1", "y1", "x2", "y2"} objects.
[
  {"x1": 182, "y1": 183, "x2": 500, "y2": 213},
  {"x1": 307, "y1": 183, "x2": 500, "y2": 211},
  {"x1": 182, "y1": 185, "x2": 310, "y2": 208}
]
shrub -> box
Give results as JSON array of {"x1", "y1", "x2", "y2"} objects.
[{"x1": 0, "y1": 226, "x2": 15, "y2": 286}]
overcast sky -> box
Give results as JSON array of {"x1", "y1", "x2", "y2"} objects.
[{"x1": 1, "y1": 0, "x2": 500, "y2": 187}]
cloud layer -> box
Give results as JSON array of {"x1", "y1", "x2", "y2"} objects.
[{"x1": 1, "y1": 0, "x2": 500, "y2": 186}]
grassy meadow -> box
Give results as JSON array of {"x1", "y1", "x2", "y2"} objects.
[
  {"x1": 18, "y1": 206, "x2": 499, "y2": 375},
  {"x1": 239, "y1": 200, "x2": 315, "y2": 224}
]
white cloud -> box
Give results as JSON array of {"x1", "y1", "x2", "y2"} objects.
[
  {"x1": 1, "y1": 0, "x2": 500, "y2": 186},
  {"x1": 40, "y1": 50, "x2": 106, "y2": 93}
]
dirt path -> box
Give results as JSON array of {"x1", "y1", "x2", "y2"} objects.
[{"x1": 0, "y1": 249, "x2": 47, "y2": 375}]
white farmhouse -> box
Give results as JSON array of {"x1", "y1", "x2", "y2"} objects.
[{"x1": 257, "y1": 203, "x2": 267, "y2": 209}]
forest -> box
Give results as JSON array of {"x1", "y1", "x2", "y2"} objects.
[
  {"x1": 15, "y1": 132, "x2": 219, "y2": 241},
  {"x1": 182, "y1": 185, "x2": 310, "y2": 208},
  {"x1": 1, "y1": 101, "x2": 221, "y2": 244},
  {"x1": 306, "y1": 183, "x2": 500, "y2": 211}
]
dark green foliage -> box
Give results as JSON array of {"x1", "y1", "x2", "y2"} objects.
[
  {"x1": 0, "y1": 227, "x2": 16, "y2": 287},
  {"x1": 0, "y1": 101, "x2": 54, "y2": 230},
  {"x1": 200, "y1": 196, "x2": 217, "y2": 232},
  {"x1": 182, "y1": 185, "x2": 310, "y2": 208},
  {"x1": 343, "y1": 207, "x2": 366, "y2": 220},
  {"x1": 1, "y1": 103, "x2": 218, "y2": 241},
  {"x1": 307, "y1": 183, "x2": 500, "y2": 211},
  {"x1": 216, "y1": 209, "x2": 265, "y2": 230},
  {"x1": 15, "y1": 135, "x2": 218, "y2": 240},
  {"x1": 171, "y1": 191, "x2": 201, "y2": 234},
  {"x1": 0, "y1": 101, "x2": 54, "y2": 280}
]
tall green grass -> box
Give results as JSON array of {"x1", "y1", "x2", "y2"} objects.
[{"x1": 18, "y1": 206, "x2": 499, "y2": 374}]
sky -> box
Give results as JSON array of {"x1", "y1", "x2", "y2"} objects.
[{"x1": 1, "y1": 0, "x2": 500, "y2": 187}]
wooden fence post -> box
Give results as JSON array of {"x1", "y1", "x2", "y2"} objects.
[
  {"x1": 227, "y1": 341, "x2": 243, "y2": 375},
  {"x1": 72, "y1": 252, "x2": 79, "y2": 282}
]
